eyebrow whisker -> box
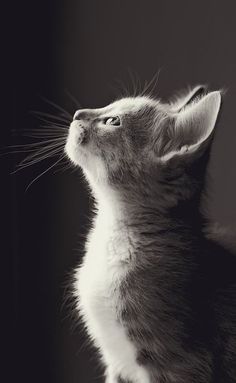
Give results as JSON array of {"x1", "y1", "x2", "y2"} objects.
[{"x1": 140, "y1": 70, "x2": 161, "y2": 97}]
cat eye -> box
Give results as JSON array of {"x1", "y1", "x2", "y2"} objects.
[{"x1": 104, "y1": 116, "x2": 121, "y2": 126}]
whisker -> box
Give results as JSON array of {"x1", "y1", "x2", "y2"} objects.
[
  {"x1": 24, "y1": 156, "x2": 64, "y2": 192},
  {"x1": 109, "y1": 82, "x2": 125, "y2": 99},
  {"x1": 54, "y1": 159, "x2": 75, "y2": 174},
  {"x1": 23, "y1": 125, "x2": 68, "y2": 132},
  {"x1": 44, "y1": 121, "x2": 69, "y2": 128},
  {"x1": 65, "y1": 89, "x2": 82, "y2": 108},
  {"x1": 140, "y1": 69, "x2": 161, "y2": 97},
  {"x1": 30, "y1": 111, "x2": 71, "y2": 124},
  {"x1": 127, "y1": 69, "x2": 141, "y2": 97},
  {"x1": 11, "y1": 130, "x2": 67, "y2": 141},
  {"x1": 17, "y1": 148, "x2": 63, "y2": 167},
  {"x1": 128, "y1": 69, "x2": 136, "y2": 97},
  {"x1": 140, "y1": 73, "x2": 156, "y2": 96},
  {"x1": 40, "y1": 96, "x2": 73, "y2": 119},
  {"x1": 2, "y1": 141, "x2": 64, "y2": 157},
  {"x1": 20, "y1": 133, "x2": 67, "y2": 139},
  {"x1": 38, "y1": 126, "x2": 68, "y2": 132},
  {"x1": 18, "y1": 142, "x2": 65, "y2": 164},
  {"x1": 18, "y1": 149, "x2": 64, "y2": 168},
  {"x1": 113, "y1": 78, "x2": 130, "y2": 98},
  {"x1": 136, "y1": 72, "x2": 143, "y2": 96},
  {"x1": 21, "y1": 128, "x2": 67, "y2": 134},
  {"x1": 13, "y1": 146, "x2": 64, "y2": 173},
  {"x1": 2, "y1": 148, "x2": 39, "y2": 156},
  {"x1": 31, "y1": 114, "x2": 70, "y2": 127},
  {"x1": 8, "y1": 137, "x2": 66, "y2": 150},
  {"x1": 9, "y1": 97, "x2": 73, "y2": 185},
  {"x1": 149, "y1": 68, "x2": 162, "y2": 97},
  {"x1": 53, "y1": 159, "x2": 71, "y2": 174}
]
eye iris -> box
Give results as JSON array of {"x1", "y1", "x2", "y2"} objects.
[{"x1": 105, "y1": 116, "x2": 120, "y2": 126}]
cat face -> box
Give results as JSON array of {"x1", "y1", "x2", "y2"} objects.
[
  {"x1": 65, "y1": 97, "x2": 166, "y2": 182},
  {"x1": 65, "y1": 87, "x2": 221, "y2": 188}
]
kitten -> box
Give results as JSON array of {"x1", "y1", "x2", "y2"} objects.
[{"x1": 65, "y1": 86, "x2": 236, "y2": 383}]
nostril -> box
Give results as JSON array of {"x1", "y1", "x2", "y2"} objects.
[{"x1": 73, "y1": 109, "x2": 89, "y2": 121}]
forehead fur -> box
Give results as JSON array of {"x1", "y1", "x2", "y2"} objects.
[{"x1": 98, "y1": 96, "x2": 158, "y2": 115}]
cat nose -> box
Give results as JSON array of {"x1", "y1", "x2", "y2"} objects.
[{"x1": 73, "y1": 109, "x2": 90, "y2": 121}]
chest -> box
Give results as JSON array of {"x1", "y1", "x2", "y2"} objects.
[
  {"x1": 74, "y1": 222, "x2": 151, "y2": 380},
  {"x1": 78, "y1": 220, "x2": 134, "y2": 305}
]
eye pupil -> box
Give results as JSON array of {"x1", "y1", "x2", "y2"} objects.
[{"x1": 105, "y1": 116, "x2": 120, "y2": 126}]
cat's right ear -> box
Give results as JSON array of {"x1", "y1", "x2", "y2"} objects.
[{"x1": 169, "y1": 85, "x2": 207, "y2": 112}]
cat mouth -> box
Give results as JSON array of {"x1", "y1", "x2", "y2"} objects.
[{"x1": 77, "y1": 128, "x2": 88, "y2": 145}]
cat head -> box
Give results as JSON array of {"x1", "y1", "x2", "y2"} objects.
[{"x1": 65, "y1": 86, "x2": 221, "y2": 197}]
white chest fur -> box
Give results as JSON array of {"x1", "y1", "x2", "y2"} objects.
[{"x1": 74, "y1": 212, "x2": 150, "y2": 382}]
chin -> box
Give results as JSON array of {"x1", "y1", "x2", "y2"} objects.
[
  {"x1": 65, "y1": 138, "x2": 88, "y2": 167},
  {"x1": 65, "y1": 122, "x2": 88, "y2": 166},
  {"x1": 65, "y1": 139, "x2": 108, "y2": 188}
]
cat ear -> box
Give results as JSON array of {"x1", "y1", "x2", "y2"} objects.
[
  {"x1": 160, "y1": 91, "x2": 221, "y2": 162},
  {"x1": 169, "y1": 85, "x2": 207, "y2": 112}
]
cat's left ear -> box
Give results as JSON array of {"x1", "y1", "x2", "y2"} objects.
[
  {"x1": 160, "y1": 91, "x2": 222, "y2": 162},
  {"x1": 169, "y1": 85, "x2": 207, "y2": 112}
]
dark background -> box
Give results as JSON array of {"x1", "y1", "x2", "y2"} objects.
[{"x1": 9, "y1": 1, "x2": 236, "y2": 382}]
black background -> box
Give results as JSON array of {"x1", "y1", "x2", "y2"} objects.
[{"x1": 8, "y1": 1, "x2": 236, "y2": 382}]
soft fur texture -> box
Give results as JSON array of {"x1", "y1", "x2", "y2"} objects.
[{"x1": 65, "y1": 86, "x2": 236, "y2": 383}]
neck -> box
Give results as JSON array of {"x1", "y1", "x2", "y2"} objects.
[{"x1": 94, "y1": 179, "x2": 205, "y2": 242}]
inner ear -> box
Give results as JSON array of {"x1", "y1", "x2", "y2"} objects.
[
  {"x1": 182, "y1": 86, "x2": 206, "y2": 109},
  {"x1": 170, "y1": 85, "x2": 207, "y2": 112},
  {"x1": 159, "y1": 91, "x2": 222, "y2": 162}
]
